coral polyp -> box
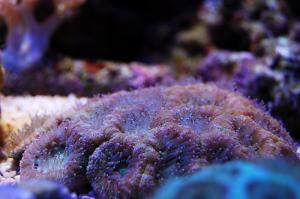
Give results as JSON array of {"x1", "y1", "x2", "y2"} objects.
[
  {"x1": 19, "y1": 83, "x2": 298, "y2": 198},
  {"x1": 20, "y1": 121, "x2": 97, "y2": 191},
  {"x1": 153, "y1": 159, "x2": 300, "y2": 199},
  {"x1": 87, "y1": 135, "x2": 158, "y2": 198},
  {"x1": 152, "y1": 123, "x2": 204, "y2": 179}
]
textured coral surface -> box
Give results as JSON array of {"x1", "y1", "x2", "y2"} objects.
[
  {"x1": 153, "y1": 159, "x2": 300, "y2": 199},
  {"x1": 18, "y1": 83, "x2": 297, "y2": 198}
]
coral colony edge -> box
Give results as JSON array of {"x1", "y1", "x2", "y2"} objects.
[{"x1": 2, "y1": 83, "x2": 296, "y2": 199}]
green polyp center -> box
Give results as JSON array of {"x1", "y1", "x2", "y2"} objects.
[
  {"x1": 34, "y1": 145, "x2": 68, "y2": 174},
  {"x1": 116, "y1": 162, "x2": 129, "y2": 177},
  {"x1": 119, "y1": 167, "x2": 128, "y2": 177}
]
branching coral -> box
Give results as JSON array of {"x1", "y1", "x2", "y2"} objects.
[
  {"x1": 19, "y1": 83, "x2": 298, "y2": 198},
  {"x1": 0, "y1": 0, "x2": 204, "y2": 70},
  {"x1": 0, "y1": 0, "x2": 85, "y2": 72},
  {"x1": 153, "y1": 159, "x2": 300, "y2": 199}
]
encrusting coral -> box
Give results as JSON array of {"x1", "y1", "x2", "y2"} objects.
[
  {"x1": 0, "y1": 0, "x2": 85, "y2": 72},
  {"x1": 153, "y1": 159, "x2": 300, "y2": 199},
  {"x1": 19, "y1": 83, "x2": 298, "y2": 198}
]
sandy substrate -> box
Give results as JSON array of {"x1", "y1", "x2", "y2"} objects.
[{"x1": 0, "y1": 95, "x2": 87, "y2": 133}]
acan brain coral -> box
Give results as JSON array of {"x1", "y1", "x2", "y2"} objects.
[
  {"x1": 20, "y1": 83, "x2": 298, "y2": 198},
  {"x1": 153, "y1": 159, "x2": 300, "y2": 199}
]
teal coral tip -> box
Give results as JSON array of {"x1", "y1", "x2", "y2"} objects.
[{"x1": 153, "y1": 160, "x2": 300, "y2": 199}]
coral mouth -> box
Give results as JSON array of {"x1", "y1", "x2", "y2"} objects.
[
  {"x1": 20, "y1": 122, "x2": 97, "y2": 191},
  {"x1": 87, "y1": 136, "x2": 158, "y2": 198},
  {"x1": 34, "y1": 145, "x2": 68, "y2": 174}
]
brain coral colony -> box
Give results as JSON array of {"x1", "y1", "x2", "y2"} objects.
[
  {"x1": 153, "y1": 159, "x2": 300, "y2": 199},
  {"x1": 16, "y1": 83, "x2": 297, "y2": 198}
]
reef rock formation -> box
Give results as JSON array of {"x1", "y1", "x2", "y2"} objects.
[
  {"x1": 197, "y1": 45, "x2": 300, "y2": 139},
  {"x1": 3, "y1": 59, "x2": 173, "y2": 96},
  {"x1": 199, "y1": 0, "x2": 291, "y2": 52},
  {"x1": 0, "y1": 0, "x2": 203, "y2": 72},
  {"x1": 248, "y1": 41, "x2": 300, "y2": 139},
  {"x1": 19, "y1": 83, "x2": 297, "y2": 198},
  {"x1": 197, "y1": 50, "x2": 259, "y2": 92},
  {"x1": 153, "y1": 159, "x2": 300, "y2": 199}
]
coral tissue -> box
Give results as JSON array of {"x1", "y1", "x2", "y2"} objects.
[{"x1": 19, "y1": 83, "x2": 297, "y2": 198}]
